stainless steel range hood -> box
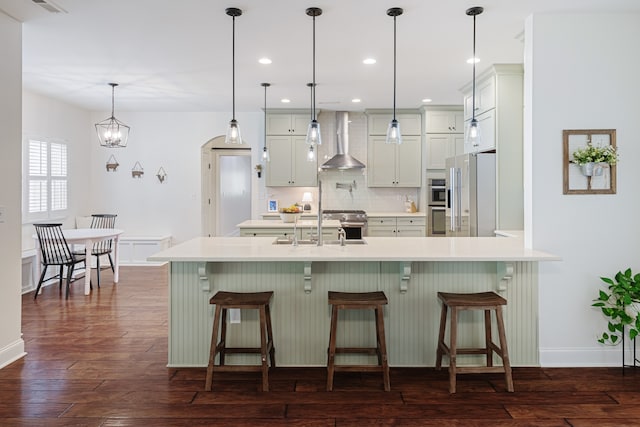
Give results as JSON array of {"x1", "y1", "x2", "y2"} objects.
[{"x1": 321, "y1": 111, "x2": 366, "y2": 170}]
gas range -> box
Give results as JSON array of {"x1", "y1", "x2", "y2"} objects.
[{"x1": 322, "y1": 210, "x2": 367, "y2": 239}]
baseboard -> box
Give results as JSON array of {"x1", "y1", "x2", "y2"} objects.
[
  {"x1": 540, "y1": 346, "x2": 634, "y2": 367},
  {"x1": 0, "y1": 338, "x2": 26, "y2": 369}
]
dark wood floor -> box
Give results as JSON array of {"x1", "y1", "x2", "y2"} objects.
[{"x1": 3, "y1": 265, "x2": 640, "y2": 426}]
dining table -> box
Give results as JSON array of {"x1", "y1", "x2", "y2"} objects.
[{"x1": 34, "y1": 228, "x2": 124, "y2": 295}]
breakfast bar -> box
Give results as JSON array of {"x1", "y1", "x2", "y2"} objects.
[{"x1": 149, "y1": 236, "x2": 559, "y2": 368}]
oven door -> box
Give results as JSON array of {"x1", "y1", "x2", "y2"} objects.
[
  {"x1": 429, "y1": 187, "x2": 446, "y2": 206},
  {"x1": 341, "y1": 222, "x2": 366, "y2": 239}
]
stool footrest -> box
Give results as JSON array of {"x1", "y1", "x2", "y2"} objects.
[
  {"x1": 334, "y1": 347, "x2": 379, "y2": 355},
  {"x1": 213, "y1": 365, "x2": 267, "y2": 373},
  {"x1": 456, "y1": 366, "x2": 508, "y2": 374},
  {"x1": 222, "y1": 344, "x2": 273, "y2": 355},
  {"x1": 333, "y1": 365, "x2": 385, "y2": 372}
]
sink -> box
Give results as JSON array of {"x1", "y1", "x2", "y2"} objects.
[
  {"x1": 272, "y1": 238, "x2": 366, "y2": 245},
  {"x1": 323, "y1": 239, "x2": 367, "y2": 245}
]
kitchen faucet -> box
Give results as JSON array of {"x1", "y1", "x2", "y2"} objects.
[{"x1": 317, "y1": 180, "x2": 323, "y2": 246}]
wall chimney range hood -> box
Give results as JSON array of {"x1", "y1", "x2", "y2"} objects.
[{"x1": 321, "y1": 111, "x2": 366, "y2": 170}]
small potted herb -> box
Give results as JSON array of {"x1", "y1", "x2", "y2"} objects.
[{"x1": 592, "y1": 269, "x2": 640, "y2": 345}]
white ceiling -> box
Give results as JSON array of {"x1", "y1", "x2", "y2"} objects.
[{"x1": 1, "y1": 0, "x2": 639, "y2": 113}]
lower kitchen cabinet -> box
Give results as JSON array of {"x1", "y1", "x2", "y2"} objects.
[
  {"x1": 367, "y1": 216, "x2": 426, "y2": 237},
  {"x1": 240, "y1": 227, "x2": 338, "y2": 240}
]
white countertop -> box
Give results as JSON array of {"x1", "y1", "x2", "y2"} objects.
[
  {"x1": 237, "y1": 219, "x2": 341, "y2": 229},
  {"x1": 149, "y1": 236, "x2": 560, "y2": 263}
]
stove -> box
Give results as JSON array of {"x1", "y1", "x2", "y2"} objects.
[{"x1": 322, "y1": 210, "x2": 368, "y2": 239}]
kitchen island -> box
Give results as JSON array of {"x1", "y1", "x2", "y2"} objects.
[{"x1": 149, "y1": 236, "x2": 559, "y2": 368}]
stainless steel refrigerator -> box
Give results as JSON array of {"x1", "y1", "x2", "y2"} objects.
[{"x1": 445, "y1": 152, "x2": 496, "y2": 237}]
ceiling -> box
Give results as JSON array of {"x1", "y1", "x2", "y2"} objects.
[{"x1": 1, "y1": 0, "x2": 639, "y2": 113}]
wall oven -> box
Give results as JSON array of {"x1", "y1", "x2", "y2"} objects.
[{"x1": 428, "y1": 178, "x2": 446, "y2": 236}]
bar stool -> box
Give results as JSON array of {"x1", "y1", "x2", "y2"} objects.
[
  {"x1": 205, "y1": 291, "x2": 275, "y2": 392},
  {"x1": 435, "y1": 291, "x2": 514, "y2": 393},
  {"x1": 326, "y1": 291, "x2": 390, "y2": 391}
]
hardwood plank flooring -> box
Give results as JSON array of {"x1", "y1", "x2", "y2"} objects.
[{"x1": 2, "y1": 265, "x2": 640, "y2": 426}]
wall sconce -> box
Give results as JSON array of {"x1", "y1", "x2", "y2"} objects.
[{"x1": 255, "y1": 164, "x2": 263, "y2": 178}]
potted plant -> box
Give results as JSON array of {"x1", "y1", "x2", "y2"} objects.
[
  {"x1": 572, "y1": 143, "x2": 618, "y2": 176},
  {"x1": 592, "y1": 269, "x2": 640, "y2": 345}
]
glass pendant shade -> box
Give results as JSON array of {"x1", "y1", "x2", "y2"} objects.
[
  {"x1": 386, "y1": 119, "x2": 402, "y2": 145},
  {"x1": 306, "y1": 145, "x2": 315, "y2": 162},
  {"x1": 306, "y1": 119, "x2": 322, "y2": 146},
  {"x1": 225, "y1": 119, "x2": 242, "y2": 144},
  {"x1": 466, "y1": 119, "x2": 481, "y2": 148},
  {"x1": 95, "y1": 83, "x2": 129, "y2": 148},
  {"x1": 262, "y1": 146, "x2": 270, "y2": 162}
]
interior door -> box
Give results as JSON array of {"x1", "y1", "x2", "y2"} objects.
[{"x1": 216, "y1": 152, "x2": 251, "y2": 236}]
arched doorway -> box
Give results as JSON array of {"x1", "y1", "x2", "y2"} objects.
[{"x1": 201, "y1": 136, "x2": 252, "y2": 237}]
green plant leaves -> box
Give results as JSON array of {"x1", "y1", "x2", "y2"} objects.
[{"x1": 593, "y1": 269, "x2": 640, "y2": 346}]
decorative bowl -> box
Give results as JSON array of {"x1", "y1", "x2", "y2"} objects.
[{"x1": 279, "y1": 212, "x2": 302, "y2": 223}]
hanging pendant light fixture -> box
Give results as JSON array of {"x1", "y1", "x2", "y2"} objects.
[
  {"x1": 95, "y1": 83, "x2": 130, "y2": 148},
  {"x1": 225, "y1": 7, "x2": 243, "y2": 144},
  {"x1": 466, "y1": 6, "x2": 484, "y2": 149},
  {"x1": 306, "y1": 82, "x2": 316, "y2": 162},
  {"x1": 305, "y1": 7, "x2": 322, "y2": 148},
  {"x1": 261, "y1": 82, "x2": 271, "y2": 162},
  {"x1": 386, "y1": 8, "x2": 403, "y2": 145}
]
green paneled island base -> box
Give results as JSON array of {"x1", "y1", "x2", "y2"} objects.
[{"x1": 148, "y1": 236, "x2": 559, "y2": 368}]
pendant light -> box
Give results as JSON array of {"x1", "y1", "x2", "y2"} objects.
[
  {"x1": 305, "y1": 7, "x2": 322, "y2": 147},
  {"x1": 466, "y1": 6, "x2": 484, "y2": 149},
  {"x1": 95, "y1": 83, "x2": 130, "y2": 148},
  {"x1": 225, "y1": 7, "x2": 243, "y2": 144},
  {"x1": 386, "y1": 7, "x2": 403, "y2": 145},
  {"x1": 261, "y1": 83, "x2": 270, "y2": 162},
  {"x1": 306, "y1": 82, "x2": 316, "y2": 162}
]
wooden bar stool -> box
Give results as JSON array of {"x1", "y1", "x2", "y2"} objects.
[
  {"x1": 205, "y1": 291, "x2": 275, "y2": 392},
  {"x1": 327, "y1": 291, "x2": 390, "y2": 391},
  {"x1": 435, "y1": 291, "x2": 513, "y2": 393}
]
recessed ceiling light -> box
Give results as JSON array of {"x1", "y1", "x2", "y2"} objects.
[
  {"x1": 363, "y1": 58, "x2": 376, "y2": 65},
  {"x1": 352, "y1": 98, "x2": 361, "y2": 103},
  {"x1": 259, "y1": 58, "x2": 272, "y2": 64},
  {"x1": 466, "y1": 57, "x2": 480, "y2": 64},
  {"x1": 422, "y1": 98, "x2": 432, "y2": 103},
  {"x1": 281, "y1": 98, "x2": 290, "y2": 103}
]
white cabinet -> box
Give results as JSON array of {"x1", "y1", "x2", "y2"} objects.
[
  {"x1": 266, "y1": 113, "x2": 310, "y2": 135},
  {"x1": 368, "y1": 113, "x2": 422, "y2": 135},
  {"x1": 366, "y1": 111, "x2": 422, "y2": 188},
  {"x1": 367, "y1": 216, "x2": 426, "y2": 237},
  {"x1": 425, "y1": 110, "x2": 464, "y2": 133},
  {"x1": 265, "y1": 111, "x2": 318, "y2": 187},
  {"x1": 368, "y1": 136, "x2": 421, "y2": 187},
  {"x1": 425, "y1": 107, "x2": 464, "y2": 169},
  {"x1": 240, "y1": 226, "x2": 338, "y2": 240},
  {"x1": 460, "y1": 64, "x2": 524, "y2": 231}
]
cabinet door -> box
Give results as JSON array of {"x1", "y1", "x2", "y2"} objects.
[
  {"x1": 291, "y1": 136, "x2": 317, "y2": 186},
  {"x1": 477, "y1": 76, "x2": 496, "y2": 114},
  {"x1": 426, "y1": 134, "x2": 449, "y2": 169},
  {"x1": 464, "y1": 110, "x2": 495, "y2": 154},
  {"x1": 291, "y1": 114, "x2": 311, "y2": 135},
  {"x1": 367, "y1": 136, "x2": 398, "y2": 187},
  {"x1": 396, "y1": 136, "x2": 422, "y2": 187},
  {"x1": 266, "y1": 136, "x2": 293, "y2": 186},
  {"x1": 452, "y1": 134, "x2": 466, "y2": 158},
  {"x1": 426, "y1": 111, "x2": 463, "y2": 133},
  {"x1": 368, "y1": 114, "x2": 392, "y2": 135},
  {"x1": 397, "y1": 114, "x2": 422, "y2": 135},
  {"x1": 367, "y1": 226, "x2": 397, "y2": 237},
  {"x1": 266, "y1": 115, "x2": 292, "y2": 134},
  {"x1": 396, "y1": 226, "x2": 425, "y2": 237}
]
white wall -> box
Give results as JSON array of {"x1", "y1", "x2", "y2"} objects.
[
  {"x1": 527, "y1": 13, "x2": 640, "y2": 366},
  {"x1": 0, "y1": 12, "x2": 26, "y2": 368},
  {"x1": 87, "y1": 111, "x2": 262, "y2": 244},
  {"x1": 21, "y1": 90, "x2": 93, "y2": 249}
]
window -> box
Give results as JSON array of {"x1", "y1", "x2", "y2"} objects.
[{"x1": 23, "y1": 138, "x2": 68, "y2": 222}]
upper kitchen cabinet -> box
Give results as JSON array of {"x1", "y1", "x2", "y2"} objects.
[
  {"x1": 266, "y1": 112, "x2": 311, "y2": 135},
  {"x1": 424, "y1": 106, "x2": 464, "y2": 169},
  {"x1": 265, "y1": 110, "x2": 317, "y2": 187},
  {"x1": 265, "y1": 135, "x2": 317, "y2": 187},
  {"x1": 425, "y1": 109, "x2": 464, "y2": 133},
  {"x1": 460, "y1": 64, "x2": 523, "y2": 155},
  {"x1": 366, "y1": 110, "x2": 422, "y2": 188}
]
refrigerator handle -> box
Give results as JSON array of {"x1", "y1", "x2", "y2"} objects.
[{"x1": 449, "y1": 167, "x2": 456, "y2": 232}]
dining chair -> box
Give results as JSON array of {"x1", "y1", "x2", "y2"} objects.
[
  {"x1": 87, "y1": 214, "x2": 117, "y2": 288},
  {"x1": 34, "y1": 223, "x2": 86, "y2": 299}
]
